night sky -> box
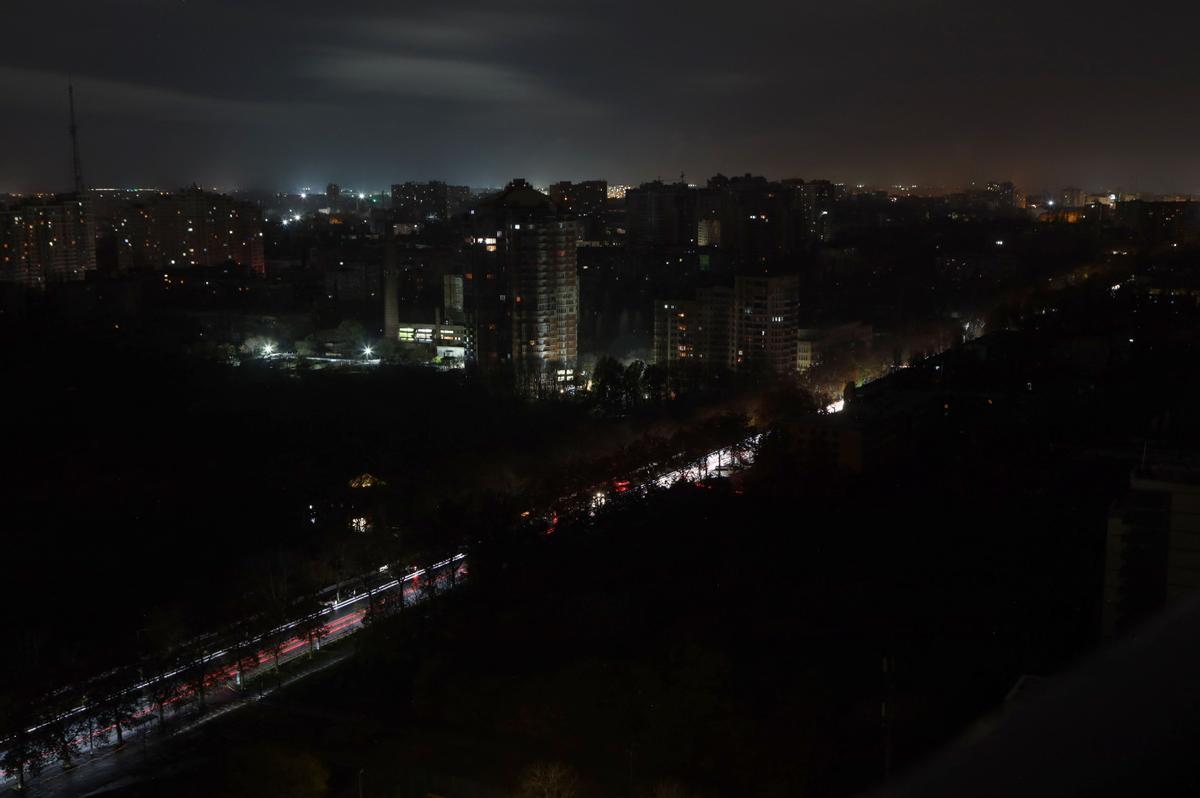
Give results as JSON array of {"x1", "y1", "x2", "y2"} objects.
[{"x1": 4, "y1": 0, "x2": 1197, "y2": 193}]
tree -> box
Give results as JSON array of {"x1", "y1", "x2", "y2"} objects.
[
  {"x1": 591, "y1": 356, "x2": 626, "y2": 411},
  {"x1": 623, "y1": 360, "x2": 647, "y2": 409},
  {"x1": 295, "y1": 599, "x2": 328, "y2": 657},
  {"x1": 96, "y1": 687, "x2": 137, "y2": 748},
  {"x1": 41, "y1": 714, "x2": 84, "y2": 770},
  {"x1": 516, "y1": 762, "x2": 579, "y2": 798},
  {"x1": 543, "y1": 358, "x2": 568, "y2": 397},
  {"x1": 263, "y1": 553, "x2": 297, "y2": 681},
  {"x1": 214, "y1": 340, "x2": 237, "y2": 362},
  {"x1": 374, "y1": 337, "x2": 399, "y2": 364},
  {"x1": 0, "y1": 723, "x2": 42, "y2": 790},
  {"x1": 241, "y1": 335, "x2": 273, "y2": 357},
  {"x1": 146, "y1": 663, "x2": 179, "y2": 728},
  {"x1": 418, "y1": 566, "x2": 442, "y2": 606},
  {"x1": 444, "y1": 553, "x2": 461, "y2": 589},
  {"x1": 141, "y1": 608, "x2": 187, "y2": 729},
  {"x1": 0, "y1": 633, "x2": 50, "y2": 788},
  {"x1": 294, "y1": 337, "x2": 316, "y2": 357},
  {"x1": 183, "y1": 655, "x2": 214, "y2": 712},
  {"x1": 358, "y1": 572, "x2": 380, "y2": 626},
  {"x1": 330, "y1": 319, "x2": 366, "y2": 346},
  {"x1": 228, "y1": 636, "x2": 262, "y2": 691},
  {"x1": 0, "y1": 681, "x2": 44, "y2": 792},
  {"x1": 263, "y1": 629, "x2": 290, "y2": 680},
  {"x1": 79, "y1": 695, "x2": 98, "y2": 756},
  {"x1": 643, "y1": 364, "x2": 667, "y2": 404}
]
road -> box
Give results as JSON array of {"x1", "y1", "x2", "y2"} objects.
[{"x1": 1, "y1": 435, "x2": 761, "y2": 795}]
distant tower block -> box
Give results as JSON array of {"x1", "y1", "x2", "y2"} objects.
[
  {"x1": 444, "y1": 274, "x2": 465, "y2": 324},
  {"x1": 384, "y1": 267, "x2": 399, "y2": 341},
  {"x1": 383, "y1": 221, "x2": 400, "y2": 340}
]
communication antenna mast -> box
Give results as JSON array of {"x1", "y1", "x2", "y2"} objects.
[{"x1": 68, "y1": 78, "x2": 85, "y2": 194}]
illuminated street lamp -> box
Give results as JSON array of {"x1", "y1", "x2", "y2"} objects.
[
  {"x1": 362, "y1": 345, "x2": 374, "y2": 359},
  {"x1": 262, "y1": 342, "x2": 276, "y2": 357}
]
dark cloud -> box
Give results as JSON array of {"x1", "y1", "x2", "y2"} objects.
[{"x1": 2, "y1": 0, "x2": 1197, "y2": 192}]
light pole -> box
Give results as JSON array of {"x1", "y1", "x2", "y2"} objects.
[{"x1": 358, "y1": 768, "x2": 365, "y2": 798}]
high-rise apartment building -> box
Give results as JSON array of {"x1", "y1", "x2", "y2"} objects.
[
  {"x1": 1059, "y1": 186, "x2": 1087, "y2": 208},
  {"x1": 653, "y1": 286, "x2": 735, "y2": 389},
  {"x1": 625, "y1": 180, "x2": 698, "y2": 250},
  {"x1": 0, "y1": 194, "x2": 96, "y2": 286},
  {"x1": 104, "y1": 187, "x2": 264, "y2": 273},
  {"x1": 799, "y1": 180, "x2": 838, "y2": 243},
  {"x1": 468, "y1": 179, "x2": 579, "y2": 391},
  {"x1": 391, "y1": 181, "x2": 472, "y2": 224},
  {"x1": 443, "y1": 274, "x2": 465, "y2": 324},
  {"x1": 734, "y1": 273, "x2": 800, "y2": 377},
  {"x1": 655, "y1": 275, "x2": 799, "y2": 385},
  {"x1": 548, "y1": 180, "x2": 608, "y2": 239}
]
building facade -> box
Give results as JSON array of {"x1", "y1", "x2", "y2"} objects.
[
  {"x1": 468, "y1": 179, "x2": 579, "y2": 391},
  {"x1": 625, "y1": 180, "x2": 697, "y2": 251},
  {"x1": 102, "y1": 187, "x2": 264, "y2": 273},
  {"x1": 1103, "y1": 455, "x2": 1200, "y2": 637},
  {"x1": 734, "y1": 273, "x2": 800, "y2": 377},
  {"x1": 391, "y1": 181, "x2": 472, "y2": 224},
  {"x1": 0, "y1": 194, "x2": 96, "y2": 286},
  {"x1": 652, "y1": 286, "x2": 735, "y2": 390},
  {"x1": 396, "y1": 322, "x2": 471, "y2": 367},
  {"x1": 548, "y1": 180, "x2": 608, "y2": 240}
]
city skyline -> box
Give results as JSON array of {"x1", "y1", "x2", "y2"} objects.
[
  {"x1": 6, "y1": 3, "x2": 1200, "y2": 795},
  {"x1": 4, "y1": 0, "x2": 1200, "y2": 193}
]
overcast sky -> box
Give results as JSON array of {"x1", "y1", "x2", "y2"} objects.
[{"x1": 3, "y1": 0, "x2": 1197, "y2": 193}]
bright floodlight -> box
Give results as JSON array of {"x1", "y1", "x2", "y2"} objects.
[
  {"x1": 362, "y1": 345, "x2": 374, "y2": 357},
  {"x1": 262, "y1": 343, "x2": 275, "y2": 356},
  {"x1": 358, "y1": 192, "x2": 366, "y2": 200}
]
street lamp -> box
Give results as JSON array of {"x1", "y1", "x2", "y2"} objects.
[
  {"x1": 262, "y1": 342, "x2": 276, "y2": 357},
  {"x1": 362, "y1": 345, "x2": 374, "y2": 359}
]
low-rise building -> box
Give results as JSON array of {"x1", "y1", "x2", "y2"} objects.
[{"x1": 396, "y1": 322, "x2": 471, "y2": 368}]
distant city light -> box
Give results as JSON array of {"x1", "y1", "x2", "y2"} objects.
[
  {"x1": 358, "y1": 192, "x2": 365, "y2": 200},
  {"x1": 362, "y1": 345, "x2": 374, "y2": 357},
  {"x1": 262, "y1": 342, "x2": 276, "y2": 356}
]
